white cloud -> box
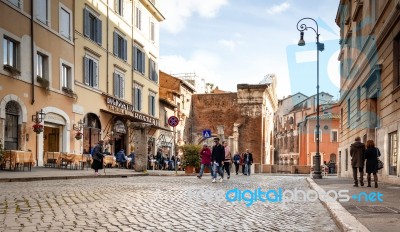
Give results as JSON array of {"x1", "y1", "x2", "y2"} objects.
[
  {"x1": 158, "y1": 0, "x2": 228, "y2": 34},
  {"x1": 159, "y1": 51, "x2": 221, "y2": 83},
  {"x1": 219, "y1": 39, "x2": 236, "y2": 51},
  {"x1": 266, "y1": 2, "x2": 290, "y2": 15}
]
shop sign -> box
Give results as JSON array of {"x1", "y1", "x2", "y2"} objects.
[{"x1": 106, "y1": 96, "x2": 160, "y2": 126}]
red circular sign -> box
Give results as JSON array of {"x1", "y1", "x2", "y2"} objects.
[{"x1": 168, "y1": 116, "x2": 179, "y2": 127}]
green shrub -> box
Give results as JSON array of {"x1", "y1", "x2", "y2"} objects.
[{"x1": 181, "y1": 144, "x2": 201, "y2": 168}]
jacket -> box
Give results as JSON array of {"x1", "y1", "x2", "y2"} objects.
[
  {"x1": 350, "y1": 141, "x2": 365, "y2": 168},
  {"x1": 200, "y1": 147, "x2": 212, "y2": 164},
  {"x1": 116, "y1": 150, "x2": 127, "y2": 162},
  {"x1": 243, "y1": 152, "x2": 253, "y2": 165},
  {"x1": 224, "y1": 146, "x2": 232, "y2": 162},
  {"x1": 365, "y1": 147, "x2": 381, "y2": 173},
  {"x1": 233, "y1": 154, "x2": 241, "y2": 164},
  {"x1": 211, "y1": 144, "x2": 225, "y2": 165},
  {"x1": 92, "y1": 144, "x2": 104, "y2": 161}
]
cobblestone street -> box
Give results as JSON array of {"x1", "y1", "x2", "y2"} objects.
[{"x1": 0, "y1": 175, "x2": 339, "y2": 231}]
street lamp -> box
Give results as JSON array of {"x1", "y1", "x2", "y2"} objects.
[{"x1": 296, "y1": 17, "x2": 324, "y2": 179}]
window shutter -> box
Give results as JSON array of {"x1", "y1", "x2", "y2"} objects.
[
  {"x1": 96, "y1": 19, "x2": 102, "y2": 45},
  {"x1": 119, "y1": 75, "x2": 124, "y2": 98},
  {"x1": 83, "y1": 9, "x2": 90, "y2": 37},
  {"x1": 148, "y1": 95, "x2": 151, "y2": 115},
  {"x1": 155, "y1": 62, "x2": 158, "y2": 83},
  {"x1": 93, "y1": 61, "x2": 98, "y2": 88},
  {"x1": 149, "y1": 59, "x2": 152, "y2": 80},
  {"x1": 138, "y1": 89, "x2": 142, "y2": 111},
  {"x1": 123, "y1": 39, "x2": 127, "y2": 61},
  {"x1": 141, "y1": 52, "x2": 145, "y2": 74},
  {"x1": 113, "y1": 73, "x2": 119, "y2": 97},
  {"x1": 133, "y1": 46, "x2": 138, "y2": 70},
  {"x1": 113, "y1": 32, "x2": 118, "y2": 56},
  {"x1": 84, "y1": 57, "x2": 90, "y2": 85}
]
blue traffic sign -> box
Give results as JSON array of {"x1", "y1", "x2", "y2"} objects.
[
  {"x1": 168, "y1": 116, "x2": 179, "y2": 127},
  {"x1": 202, "y1": 130, "x2": 211, "y2": 138}
]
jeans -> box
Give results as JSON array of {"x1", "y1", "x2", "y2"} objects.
[
  {"x1": 198, "y1": 163, "x2": 213, "y2": 177},
  {"x1": 244, "y1": 164, "x2": 251, "y2": 175},
  {"x1": 224, "y1": 162, "x2": 231, "y2": 177},
  {"x1": 234, "y1": 163, "x2": 240, "y2": 174},
  {"x1": 352, "y1": 167, "x2": 364, "y2": 185},
  {"x1": 212, "y1": 162, "x2": 224, "y2": 179}
]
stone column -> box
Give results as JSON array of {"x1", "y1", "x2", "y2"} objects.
[
  {"x1": 134, "y1": 127, "x2": 148, "y2": 172},
  {"x1": 233, "y1": 123, "x2": 240, "y2": 154}
]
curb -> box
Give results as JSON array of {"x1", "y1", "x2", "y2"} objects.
[
  {"x1": 0, "y1": 173, "x2": 149, "y2": 183},
  {"x1": 306, "y1": 178, "x2": 370, "y2": 232}
]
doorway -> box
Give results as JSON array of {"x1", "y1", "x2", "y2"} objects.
[{"x1": 44, "y1": 126, "x2": 60, "y2": 152}]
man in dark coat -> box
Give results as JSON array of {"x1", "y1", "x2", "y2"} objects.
[
  {"x1": 350, "y1": 136, "x2": 366, "y2": 187},
  {"x1": 211, "y1": 137, "x2": 225, "y2": 183},
  {"x1": 243, "y1": 149, "x2": 254, "y2": 175}
]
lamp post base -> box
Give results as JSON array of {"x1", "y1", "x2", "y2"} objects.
[{"x1": 312, "y1": 171, "x2": 322, "y2": 179}]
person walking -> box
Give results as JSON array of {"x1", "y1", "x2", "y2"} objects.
[
  {"x1": 91, "y1": 140, "x2": 105, "y2": 175},
  {"x1": 241, "y1": 152, "x2": 246, "y2": 174},
  {"x1": 211, "y1": 137, "x2": 225, "y2": 183},
  {"x1": 350, "y1": 136, "x2": 366, "y2": 187},
  {"x1": 197, "y1": 143, "x2": 213, "y2": 179},
  {"x1": 243, "y1": 149, "x2": 253, "y2": 175},
  {"x1": 233, "y1": 152, "x2": 241, "y2": 175},
  {"x1": 364, "y1": 140, "x2": 381, "y2": 188},
  {"x1": 223, "y1": 141, "x2": 232, "y2": 179}
]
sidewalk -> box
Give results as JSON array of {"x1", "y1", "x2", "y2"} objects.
[
  {"x1": 309, "y1": 176, "x2": 400, "y2": 232},
  {"x1": 0, "y1": 167, "x2": 189, "y2": 182}
]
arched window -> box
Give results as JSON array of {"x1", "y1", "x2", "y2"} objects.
[{"x1": 5, "y1": 101, "x2": 20, "y2": 150}]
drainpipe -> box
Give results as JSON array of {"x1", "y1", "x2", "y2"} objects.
[
  {"x1": 106, "y1": 0, "x2": 109, "y2": 93},
  {"x1": 31, "y1": 0, "x2": 35, "y2": 105}
]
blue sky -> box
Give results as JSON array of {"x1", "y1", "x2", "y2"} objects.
[{"x1": 158, "y1": 0, "x2": 341, "y2": 99}]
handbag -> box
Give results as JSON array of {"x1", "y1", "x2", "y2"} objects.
[{"x1": 376, "y1": 148, "x2": 384, "y2": 170}]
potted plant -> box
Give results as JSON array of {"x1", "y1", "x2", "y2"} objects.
[
  {"x1": 75, "y1": 132, "x2": 83, "y2": 140},
  {"x1": 181, "y1": 144, "x2": 201, "y2": 174},
  {"x1": 32, "y1": 124, "x2": 44, "y2": 134}
]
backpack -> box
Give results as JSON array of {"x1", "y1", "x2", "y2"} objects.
[{"x1": 90, "y1": 147, "x2": 95, "y2": 156}]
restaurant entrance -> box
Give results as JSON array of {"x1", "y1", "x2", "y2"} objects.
[{"x1": 44, "y1": 125, "x2": 61, "y2": 153}]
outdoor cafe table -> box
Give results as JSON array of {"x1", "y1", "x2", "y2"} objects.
[
  {"x1": 103, "y1": 155, "x2": 115, "y2": 167},
  {"x1": 57, "y1": 153, "x2": 89, "y2": 169},
  {"x1": 2, "y1": 150, "x2": 35, "y2": 171}
]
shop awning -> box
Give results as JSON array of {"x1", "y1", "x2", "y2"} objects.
[{"x1": 100, "y1": 109, "x2": 173, "y2": 132}]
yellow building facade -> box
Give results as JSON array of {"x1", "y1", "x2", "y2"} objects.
[{"x1": 1, "y1": 0, "x2": 75, "y2": 166}]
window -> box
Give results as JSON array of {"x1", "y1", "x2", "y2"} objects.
[
  {"x1": 116, "y1": 0, "x2": 123, "y2": 16},
  {"x1": 4, "y1": 101, "x2": 20, "y2": 150},
  {"x1": 345, "y1": 149, "x2": 348, "y2": 171},
  {"x1": 394, "y1": 35, "x2": 400, "y2": 88},
  {"x1": 164, "y1": 110, "x2": 168, "y2": 126},
  {"x1": 340, "y1": 108, "x2": 343, "y2": 130},
  {"x1": 134, "y1": 46, "x2": 145, "y2": 74},
  {"x1": 8, "y1": 0, "x2": 20, "y2": 8},
  {"x1": 331, "y1": 130, "x2": 338, "y2": 142},
  {"x1": 314, "y1": 129, "x2": 322, "y2": 142},
  {"x1": 357, "y1": 86, "x2": 361, "y2": 118},
  {"x1": 113, "y1": 32, "x2": 127, "y2": 61},
  {"x1": 135, "y1": 7, "x2": 142, "y2": 30},
  {"x1": 61, "y1": 64, "x2": 72, "y2": 89},
  {"x1": 113, "y1": 71, "x2": 124, "y2": 98},
  {"x1": 37, "y1": 52, "x2": 48, "y2": 79},
  {"x1": 150, "y1": 21, "x2": 155, "y2": 41},
  {"x1": 149, "y1": 91, "x2": 156, "y2": 116},
  {"x1": 84, "y1": 8, "x2": 102, "y2": 45},
  {"x1": 149, "y1": 59, "x2": 158, "y2": 82},
  {"x1": 3, "y1": 37, "x2": 19, "y2": 69},
  {"x1": 84, "y1": 56, "x2": 98, "y2": 88},
  {"x1": 389, "y1": 132, "x2": 398, "y2": 176},
  {"x1": 133, "y1": 83, "x2": 142, "y2": 111},
  {"x1": 59, "y1": 6, "x2": 71, "y2": 40},
  {"x1": 35, "y1": 0, "x2": 49, "y2": 25},
  {"x1": 347, "y1": 98, "x2": 351, "y2": 128}
]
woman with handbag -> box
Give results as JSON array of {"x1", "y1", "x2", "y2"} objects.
[{"x1": 364, "y1": 140, "x2": 381, "y2": 188}]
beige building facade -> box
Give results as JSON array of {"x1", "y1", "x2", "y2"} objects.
[
  {"x1": 73, "y1": 0, "x2": 164, "y2": 171},
  {"x1": 336, "y1": 0, "x2": 400, "y2": 184},
  {"x1": 1, "y1": 0, "x2": 75, "y2": 166}
]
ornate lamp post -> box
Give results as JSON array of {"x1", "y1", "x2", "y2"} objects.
[
  {"x1": 32, "y1": 109, "x2": 46, "y2": 134},
  {"x1": 296, "y1": 17, "x2": 324, "y2": 179}
]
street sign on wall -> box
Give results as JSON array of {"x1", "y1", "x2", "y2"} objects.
[
  {"x1": 168, "y1": 116, "x2": 179, "y2": 127},
  {"x1": 202, "y1": 129, "x2": 211, "y2": 138}
]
